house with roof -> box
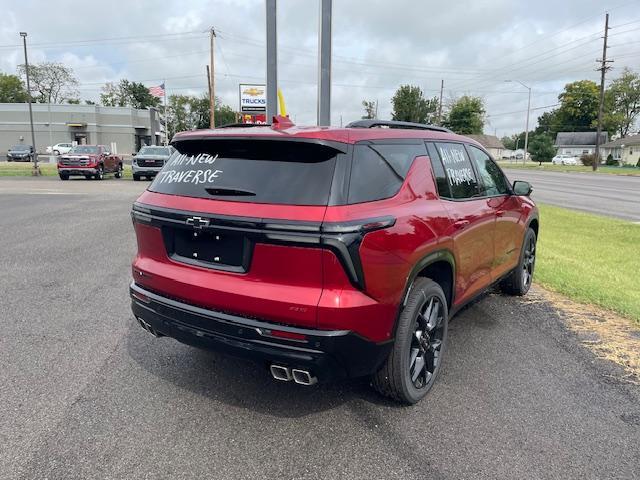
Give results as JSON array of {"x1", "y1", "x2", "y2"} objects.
[
  {"x1": 554, "y1": 132, "x2": 608, "y2": 157},
  {"x1": 467, "y1": 134, "x2": 506, "y2": 159},
  {"x1": 601, "y1": 134, "x2": 640, "y2": 165}
]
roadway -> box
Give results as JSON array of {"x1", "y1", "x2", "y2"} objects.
[
  {"x1": 503, "y1": 168, "x2": 640, "y2": 221},
  {"x1": 0, "y1": 177, "x2": 638, "y2": 480}
]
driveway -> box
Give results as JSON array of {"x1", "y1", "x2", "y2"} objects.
[
  {"x1": 503, "y1": 169, "x2": 640, "y2": 221},
  {"x1": 1, "y1": 177, "x2": 638, "y2": 479}
]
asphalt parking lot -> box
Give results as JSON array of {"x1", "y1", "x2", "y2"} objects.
[
  {"x1": 503, "y1": 168, "x2": 640, "y2": 222},
  {"x1": 1, "y1": 177, "x2": 639, "y2": 480}
]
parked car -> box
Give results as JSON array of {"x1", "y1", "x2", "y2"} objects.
[
  {"x1": 46, "y1": 143, "x2": 73, "y2": 155},
  {"x1": 551, "y1": 154, "x2": 578, "y2": 165},
  {"x1": 132, "y1": 145, "x2": 173, "y2": 181},
  {"x1": 7, "y1": 144, "x2": 34, "y2": 162},
  {"x1": 129, "y1": 119, "x2": 539, "y2": 404},
  {"x1": 57, "y1": 145, "x2": 123, "y2": 180}
]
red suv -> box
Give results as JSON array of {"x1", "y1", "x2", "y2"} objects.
[{"x1": 130, "y1": 118, "x2": 538, "y2": 404}]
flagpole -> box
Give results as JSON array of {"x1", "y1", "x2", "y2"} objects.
[{"x1": 163, "y1": 80, "x2": 168, "y2": 146}]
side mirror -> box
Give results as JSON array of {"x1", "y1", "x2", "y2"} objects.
[
  {"x1": 512, "y1": 180, "x2": 532, "y2": 196},
  {"x1": 132, "y1": 152, "x2": 137, "y2": 156}
]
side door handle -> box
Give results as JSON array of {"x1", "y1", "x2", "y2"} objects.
[{"x1": 453, "y1": 220, "x2": 470, "y2": 230}]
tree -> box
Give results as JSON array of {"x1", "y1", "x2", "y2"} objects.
[
  {"x1": 603, "y1": 68, "x2": 640, "y2": 137},
  {"x1": 17, "y1": 62, "x2": 78, "y2": 103},
  {"x1": 361, "y1": 100, "x2": 377, "y2": 119},
  {"x1": 556, "y1": 80, "x2": 599, "y2": 132},
  {"x1": 528, "y1": 133, "x2": 555, "y2": 164},
  {"x1": 535, "y1": 110, "x2": 559, "y2": 135},
  {"x1": 100, "y1": 80, "x2": 161, "y2": 109},
  {"x1": 167, "y1": 94, "x2": 236, "y2": 138},
  {"x1": 443, "y1": 95, "x2": 485, "y2": 134},
  {"x1": 391, "y1": 85, "x2": 438, "y2": 123},
  {"x1": 0, "y1": 73, "x2": 27, "y2": 102}
]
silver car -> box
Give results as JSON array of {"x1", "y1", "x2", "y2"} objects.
[{"x1": 132, "y1": 146, "x2": 173, "y2": 181}]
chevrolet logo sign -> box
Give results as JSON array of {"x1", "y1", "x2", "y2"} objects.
[{"x1": 185, "y1": 216, "x2": 210, "y2": 229}]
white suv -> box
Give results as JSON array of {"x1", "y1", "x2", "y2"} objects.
[{"x1": 46, "y1": 143, "x2": 73, "y2": 155}]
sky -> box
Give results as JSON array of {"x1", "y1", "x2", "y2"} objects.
[{"x1": 1, "y1": 0, "x2": 639, "y2": 137}]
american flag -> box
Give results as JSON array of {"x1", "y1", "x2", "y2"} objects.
[{"x1": 148, "y1": 83, "x2": 165, "y2": 98}]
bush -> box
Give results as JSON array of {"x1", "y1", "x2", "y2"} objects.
[
  {"x1": 581, "y1": 154, "x2": 594, "y2": 166},
  {"x1": 605, "y1": 154, "x2": 619, "y2": 166}
]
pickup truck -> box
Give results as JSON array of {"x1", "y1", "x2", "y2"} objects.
[{"x1": 58, "y1": 145, "x2": 123, "y2": 180}]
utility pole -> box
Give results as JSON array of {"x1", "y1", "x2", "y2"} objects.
[
  {"x1": 209, "y1": 27, "x2": 216, "y2": 129},
  {"x1": 266, "y1": 0, "x2": 278, "y2": 121},
  {"x1": 594, "y1": 12, "x2": 612, "y2": 172},
  {"x1": 20, "y1": 32, "x2": 39, "y2": 176},
  {"x1": 206, "y1": 65, "x2": 212, "y2": 114},
  {"x1": 505, "y1": 79, "x2": 531, "y2": 165},
  {"x1": 437, "y1": 79, "x2": 444, "y2": 125},
  {"x1": 317, "y1": 0, "x2": 332, "y2": 126},
  {"x1": 163, "y1": 79, "x2": 168, "y2": 146}
]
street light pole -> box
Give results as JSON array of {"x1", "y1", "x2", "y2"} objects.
[
  {"x1": 506, "y1": 80, "x2": 531, "y2": 165},
  {"x1": 20, "y1": 32, "x2": 39, "y2": 175}
]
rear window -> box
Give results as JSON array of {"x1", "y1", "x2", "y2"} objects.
[
  {"x1": 348, "y1": 143, "x2": 426, "y2": 203},
  {"x1": 149, "y1": 139, "x2": 340, "y2": 205}
]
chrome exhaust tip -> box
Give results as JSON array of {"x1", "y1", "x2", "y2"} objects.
[
  {"x1": 270, "y1": 365, "x2": 292, "y2": 382},
  {"x1": 292, "y1": 369, "x2": 317, "y2": 386},
  {"x1": 137, "y1": 317, "x2": 161, "y2": 337}
]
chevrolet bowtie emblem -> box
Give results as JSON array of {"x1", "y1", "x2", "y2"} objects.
[{"x1": 185, "y1": 216, "x2": 210, "y2": 229}]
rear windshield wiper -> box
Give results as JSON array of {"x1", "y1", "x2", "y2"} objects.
[{"x1": 205, "y1": 187, "x2": 256, "y2": 197}]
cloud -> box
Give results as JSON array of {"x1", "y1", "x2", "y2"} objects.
[{"x1": 1, "y1": 0, "x2": 638, "y2": 136}]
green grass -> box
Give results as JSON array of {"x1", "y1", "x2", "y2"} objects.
[
  {"x1": 0, "y1": 161, "x2": 133, "y2": 178},
  {"x1": 536, "y1": 203, "x2": 640, "y2": 323},
  {"x1": 498, "y1": 161, "x2": 640, "y2": 176}
]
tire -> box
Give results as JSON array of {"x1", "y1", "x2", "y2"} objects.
[
  {"x1": 133, "y1": 174, "x2": 140, "y2": 181},
  {"x1": 114, "y1": 164, "x2": 123, "y2": 179},
  {"x1": 59, "y1": 174, "x2": 69, "y2": 181},
  {"x1": 84, "y1": 175, "x2": 92, "y2": 180},
  {"x1": 94, "y1": 165, "x2": 104, "y2": 180},
  {"x1": 53, "y1": 150, "x2": 60, "y2": 156},
  {"x1": 501, "y1": 228, "x2": 537, "y2": 296},
  {"x1": 7, "y1": 159, "x2": 12, "y2": 162},
  {"x1": 372, "y1": 277, "x2": 448, "y2": 404}
]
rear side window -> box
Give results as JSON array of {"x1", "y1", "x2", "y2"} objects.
[
  {"x1": 149, "y1": 139, "x2": 340, "y2": 205},
  {"x1": 426, "y1": 142, "x2": 451, "y2": 198},
  {"x1": 348, "y1": 143, "x2": 426, "y2": 204},
  {"x1": 435, "y1": 142, "x2": 479, "y2": 199}
]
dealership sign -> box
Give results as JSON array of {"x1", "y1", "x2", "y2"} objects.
[{"x1": 239, "y1": 84, "x2": 266, "y2": 113}]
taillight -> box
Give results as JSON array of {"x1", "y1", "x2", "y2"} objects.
[
  {"x1": 257, "y1": 328, "x2": 308, "y2": 342},
  {"x1": 320, "y1": 216, "x2": 396, "y2": 290}
]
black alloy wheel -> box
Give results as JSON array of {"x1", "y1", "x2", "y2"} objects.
[
  {"x1": 373, "y1": 277, "x2": 448, "y2": 404},
  {"x1": 501, "y1": 228, "x2": 537, "y2": 296},
  {"x1": 409, "y1": 295, "x2": 446, "y2": 390}
]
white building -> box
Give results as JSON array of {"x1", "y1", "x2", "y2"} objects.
[
  {"x1": 601, "y1": 134, "x2": 640, "y2": 165},
  {"x1": 554, "y1": 132, "x2": 608, "y2": 157}
]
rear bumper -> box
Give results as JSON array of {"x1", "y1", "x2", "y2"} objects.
[{"x1": 130, "y1": 282, "x2": 391, "y2": 382}]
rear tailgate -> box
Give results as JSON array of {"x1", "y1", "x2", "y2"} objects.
[{"x1": 132, "y1": 138, "x2": 347, "y2": 328}]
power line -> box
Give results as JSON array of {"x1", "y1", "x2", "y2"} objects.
[{"x1": 0, "y1": 30, "x2": 207, "y2": 50}]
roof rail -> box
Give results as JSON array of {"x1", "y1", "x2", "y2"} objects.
[
  {"x1": 345, "y1": 119, "x2": 452, "y2": 133},
  {"x1": 215, "y1": 123, "x2": 271, "y2": 129}
]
